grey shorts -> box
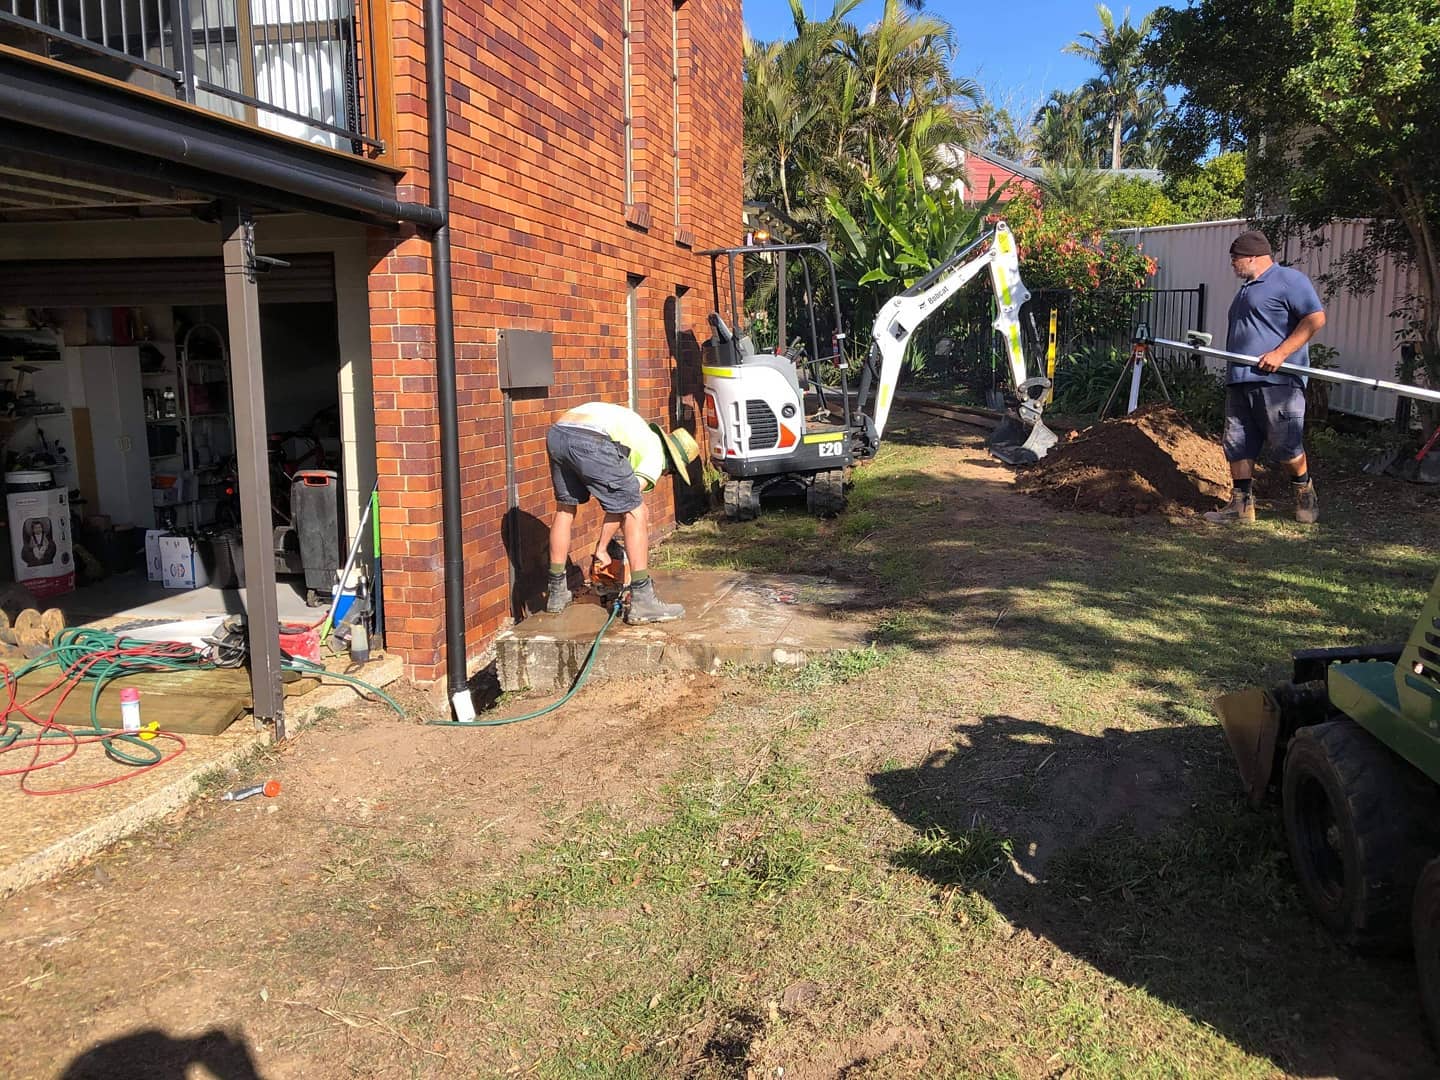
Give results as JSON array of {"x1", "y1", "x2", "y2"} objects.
[
  {"x1": 546, "y1": 425, "x2": 642, "y2": 514},
  {"x1": 1223, "y1": 383, "x2": 1306, "y2": 463}
]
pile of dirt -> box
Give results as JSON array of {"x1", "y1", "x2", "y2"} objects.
[{"x1": 1016, "y1": 405, "x2": 1230, "y2": 516}]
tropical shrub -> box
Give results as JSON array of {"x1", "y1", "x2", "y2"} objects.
[{"x1": 825, "y1": 142, "x2": 1003, "y2": 355}]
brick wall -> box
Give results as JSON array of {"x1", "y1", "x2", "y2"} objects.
[{"x1": 367, "y1": 0, "x2": 744, "y2": 685}]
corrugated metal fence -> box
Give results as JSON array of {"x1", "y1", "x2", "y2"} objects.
[{"x1": 1114, "y1": 219, "x2": 1415, "y2": 420}]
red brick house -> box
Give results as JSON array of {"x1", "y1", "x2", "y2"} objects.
[{"x1": 0, "y1": 0, "x2": 744, "y2": 727}]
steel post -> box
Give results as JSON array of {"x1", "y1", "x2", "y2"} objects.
[{"x1": 221, "y1": 206, "x2": 286, "y2": 739}]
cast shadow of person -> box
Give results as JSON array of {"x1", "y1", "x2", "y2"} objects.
[
  {"x1": 869, "y1": 713, "x2": 1435, "y2": 1080},
  {"x1": 501, "y1": 507, "x2": 554, "y2": 622},
  {"x1": 664, "y1": 294, "x2": 710, "y2": 525},
  {"x1": 60, "y1": 1027, "x2": 263, "y2": 1080}
]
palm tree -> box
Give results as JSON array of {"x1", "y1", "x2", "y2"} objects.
[
  {"x1": 831, "y1": 0, "x2": 983, "y2": 179},
  {"x1": 1121, "y1": 89, "x2": 1169, "y2": 168},
  {"x1": 1039, "y1": 163, "x2": 1114, "y2": 218},
  {"x1": 741, "y1": 0, "x2": 983, "y2": 234},
  {"x1": 742, "y1": 1, "x2": 859, "y2": 218},
  {"x1": 1032, "y1": 88, "x2": 1095, "y2": 166},
  {"x1": 743, "y1": 37, "x2": 821, "y2": 217},
  {"x1": 1063, "y1": 4, "x2": 1157, "y2": 169}
]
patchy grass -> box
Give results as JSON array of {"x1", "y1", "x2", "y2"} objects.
[{"x1": 7, "y1": 412, "x2": 1438, "y2": 1080}]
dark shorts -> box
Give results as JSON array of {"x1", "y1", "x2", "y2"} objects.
[
  {"x1": 1222, "y1": 383, "x2": 1306, "y2": 463},
  {"x1": 546, "y1": 424, "x2": 642, "y2": 514}
]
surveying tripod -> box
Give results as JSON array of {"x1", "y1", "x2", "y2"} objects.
[{"x1": 1099, "y1": 322, "x2": 1171, "y2": 420}]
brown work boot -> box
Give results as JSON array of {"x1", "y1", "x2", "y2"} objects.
[
  {"x1": 1203, "y1": 492, "x2": 1256, "y2": 524},
  {"x1": 1294, "y1": 479, "x2": 1320, "y2": 524}
]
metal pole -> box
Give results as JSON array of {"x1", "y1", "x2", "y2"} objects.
[
  {"x1": 1152, "y1": 337, "x2": 1440, "y2": 406},
  {"x1": 775, "y1": 251, "x2": 786, "y2": 354},
  {"x1": 221, "y1": 206, "x2": 285, "y2": 739},
  {"x1": 1125, "y1": 356, "x2": 1143, "y2": 414}
]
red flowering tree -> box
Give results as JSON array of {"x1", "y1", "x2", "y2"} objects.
[{"x1": 1000, "y1": 191, "x2": 1157, "y2": 340}]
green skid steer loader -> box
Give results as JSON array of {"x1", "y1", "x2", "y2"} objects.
[
  {"x1": 1158, "y1": 334, "x2": 1440, "y2": 1042},
  {"x1": 1217, "y1": 568, "x2": 1440, "y2": 1040}
]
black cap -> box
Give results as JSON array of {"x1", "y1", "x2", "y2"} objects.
[{"x1": 1229, "y1": 230, "x2": 1272, "y2": 257}]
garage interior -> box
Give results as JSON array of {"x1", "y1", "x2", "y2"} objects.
[{"x1": 0, "y1": 264, "x2": 365, "y2": 616}]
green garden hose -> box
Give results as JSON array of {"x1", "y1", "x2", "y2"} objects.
[{"x1": 0, "y1": 628, "x2": 404, "y2": 769}]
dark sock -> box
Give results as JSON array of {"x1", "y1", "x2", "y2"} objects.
[
  {"x1": 1291, "y1": 472, "x2": 1310, "y2": 487},
  {"x1": 548, "y1": 562, "x2": 565, "y2": 578},
  {"x1": 631, "y1": 569, "x2": 652, "y2": 586},
  {"x1": 1235, "y1": 478, "x2": 1253, "y2": 496}
]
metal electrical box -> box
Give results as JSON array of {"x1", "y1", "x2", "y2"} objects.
[{"x1": 497, "y1": 329, "x2": 553, "y2": 391}]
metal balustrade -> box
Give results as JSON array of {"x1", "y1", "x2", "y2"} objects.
[{"x1": 1, "y1": 0, "x2": 383, "y2": 152}]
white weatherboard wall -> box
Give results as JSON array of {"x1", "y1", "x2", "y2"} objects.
[{"x1": 1115, "y1": 219, "x2": 1417, "y2": 420}]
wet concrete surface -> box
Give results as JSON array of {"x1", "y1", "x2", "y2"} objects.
[{"x1": 495, "y1": 570, "x2": 870, "y2": 692}]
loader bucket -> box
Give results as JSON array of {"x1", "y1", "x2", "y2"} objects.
[
  {"x1": 1215, "y1": 687, "x2": 1282, "y2": 806},
  {"x1": 988, "y1": 414, "x2": 1059, "y2": 466}
]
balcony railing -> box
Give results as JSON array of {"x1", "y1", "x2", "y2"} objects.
[{"x1": 0, "y1": 0, "x2": 386, "y2": 154}]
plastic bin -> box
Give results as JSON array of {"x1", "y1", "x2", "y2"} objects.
[{"x1": 291, "y1": 470, "x2": 339, "y2": 597}]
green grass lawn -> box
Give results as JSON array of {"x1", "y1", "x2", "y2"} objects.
[
  {"x1": 8, "y1": 412, "x2": 1437, "y2": 1079},
  {"x1": 438, "y1": 415, "x2": 1437, "y2": 1076}
]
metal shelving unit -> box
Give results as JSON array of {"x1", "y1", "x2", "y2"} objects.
[{"x1": 173, "y1": 323, "x2": 235, "y2": 529}]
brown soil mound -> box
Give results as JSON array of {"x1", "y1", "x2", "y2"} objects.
[{"x1": 1016, "y1": 405, "x2": 1230, "y2": 516}]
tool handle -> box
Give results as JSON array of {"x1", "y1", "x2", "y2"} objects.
[{"x1": 1151, "y1": 337, "x2": 1440, "y2": 405}]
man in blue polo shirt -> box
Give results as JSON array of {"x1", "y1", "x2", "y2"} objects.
[{"x1": 1204, "y1": 229, "x2": 1326, "y2": 525}]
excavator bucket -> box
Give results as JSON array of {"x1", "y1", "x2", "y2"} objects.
[
  {"x1": 988, "y1": 414, "x2": 1059, "y2": 466},
  {"x1": 1215, "y1": 687, "x2": 1282, "y2": 806}
]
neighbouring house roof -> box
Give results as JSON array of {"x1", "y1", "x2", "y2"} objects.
[
  {"x1": 966, "y1": 146, "x2": 1044, "y2": 183},
  {"x1": 939, "y1": 145, "x2": 1042, "y2": 203},
  {"x1": 1108, "y1": 168, "x2": 1165, "y2": 183}
]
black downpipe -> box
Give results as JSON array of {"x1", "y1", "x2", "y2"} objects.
[{"x1": 425, "y1": 0, "x2": 468, "y2": 705}]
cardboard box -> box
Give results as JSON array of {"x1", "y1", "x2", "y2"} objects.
[
  {"x1": 144, "y1": 529, "x2": 167, "y2": 582},
  {"x1": 159, "y1": 534, "x2": 209, "y2": 590}
]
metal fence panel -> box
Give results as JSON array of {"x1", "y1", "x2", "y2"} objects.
[
  {"x1": 1114, "y1": 219, "x2": 1416, "y2": 421},
  {"x1": 0, "y1": 0, "x2": 375, "y2": 151}
]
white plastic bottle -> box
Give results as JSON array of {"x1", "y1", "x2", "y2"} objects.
[{"x1": 119, "y1": 687, "x2": 141, "y2": 734}]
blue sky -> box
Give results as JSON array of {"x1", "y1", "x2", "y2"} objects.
[{"x1": 741, "y1": 1, "x2": 1166, "y2": 115}]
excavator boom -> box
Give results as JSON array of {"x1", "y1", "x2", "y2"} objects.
[{"x1": 856, "y1": 222, "x2": 1057, "y2": 464}]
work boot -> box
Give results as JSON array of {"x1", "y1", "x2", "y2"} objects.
[
  {"x1": 625, "y1": 578, "x2": 684, "y2": 624},
  {"x1": 1203, "y1": 492, "x2": 1256, "y2": 524},
  {"x1": 545, "y1": 572, "x2": 572, "y2": 615},
  {"x1": 1294, "y1": 479, "x2": 1320, "y2": 524}
]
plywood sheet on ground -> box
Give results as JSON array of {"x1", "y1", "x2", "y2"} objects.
[{"x1": 8, "y1": 668, "x2": 321, "y2": 736}]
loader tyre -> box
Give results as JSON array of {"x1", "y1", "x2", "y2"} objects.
[
  {"x1": 1282, "y1": 720, "x2": 1439, "y2": 949},
  {"x1": 806, "y1": 469, "x2": 847, "y2": 517},
  {"x1": 723, "y1": 480, "x2": 760, "y2": 522},
  {"x1": 1413, "y1": 857, "x2": 1440, "y2": 1047}
]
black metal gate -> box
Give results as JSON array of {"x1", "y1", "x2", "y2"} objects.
[{"x1": 907, "y1": 284, "x2": 1208, "y2": 402}]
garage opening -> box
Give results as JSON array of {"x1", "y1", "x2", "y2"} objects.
[{"x1": 0, "y1": 254, "x2": 372, "y2": 638}]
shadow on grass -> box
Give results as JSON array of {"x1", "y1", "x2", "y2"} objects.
[
  {"x1": 59, "y1": 1028, "x2": 263, "y2": 1080},
  {"x1": 870, "y1": 714, "x2": 1436, "y2": 1079}
]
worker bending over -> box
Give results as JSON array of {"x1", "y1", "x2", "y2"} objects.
[{"x1": 545, "y1": 401, "x2": 699, "y2": 623}]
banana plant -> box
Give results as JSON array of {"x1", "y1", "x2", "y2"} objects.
[{"x1": 825, "y1": 140, "x2": 1004, "y2": 351}]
